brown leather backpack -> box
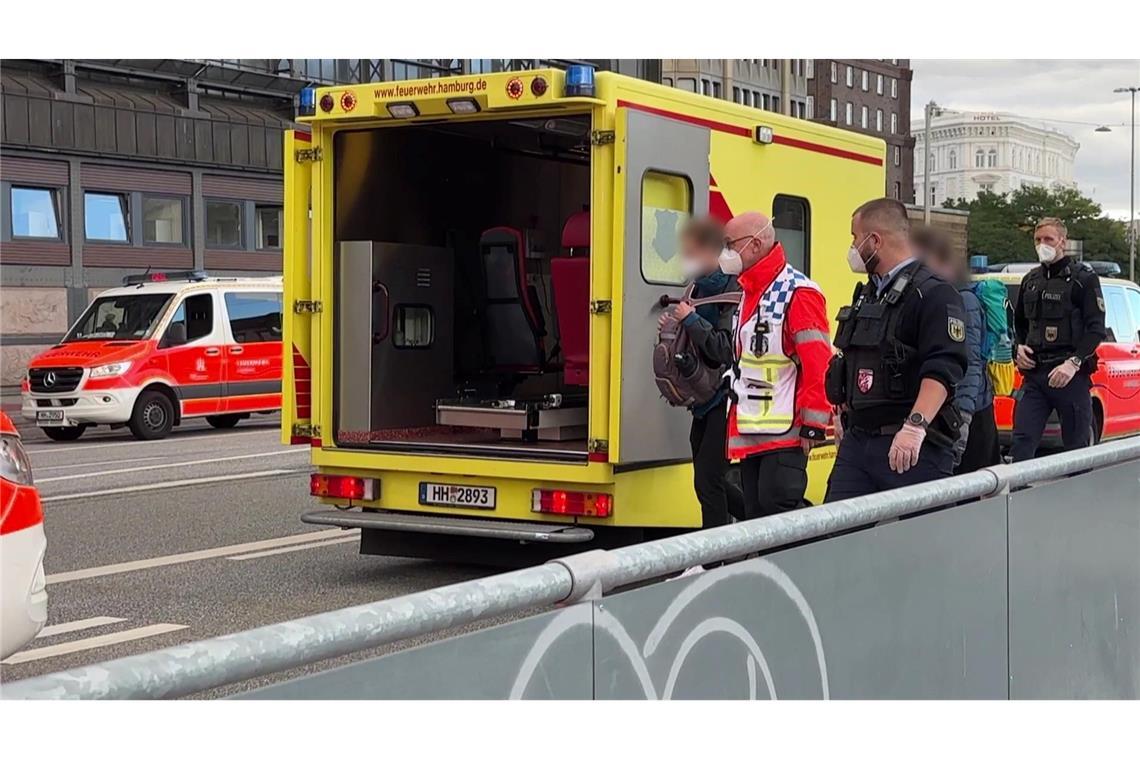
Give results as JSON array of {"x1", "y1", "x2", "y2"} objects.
[{"x1": 653, "y1": 284, "x2": 743, "y2": 409}]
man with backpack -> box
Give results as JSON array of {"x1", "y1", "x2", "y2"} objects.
[
  {"x1": 721, "y1": 211, "x2": 831, "y2": 518},
  {"x1": 912, "y1": 226, "x2": 1002, "y2": 472},
  {"x1": 656, "y1": 216, "x2": 741, "y2": 529}
]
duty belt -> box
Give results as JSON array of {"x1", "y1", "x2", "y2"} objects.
[{"x1": 851, "y1": 423, "x2": 955, "y2": 450}]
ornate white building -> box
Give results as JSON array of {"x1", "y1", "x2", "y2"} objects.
[{"x1": 912, "y1": 110, "x2": 1079, "y2": 206}]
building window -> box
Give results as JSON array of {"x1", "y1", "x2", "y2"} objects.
[
  {"x1": 830, "y1": 98, "x2": 838, "y2": 121},
  {"x1": 890, "y1": 113, "x2": 897, "y2": 134},
  {"x1": 663, "y1": 76, "x2": 673, "y2": 87},
  {"x1": 891, "y1": 78, "x2": 897, "y2": 99},
  {"x1": 861, "y1": 105, "x2": 868, "y2": 129},
  {"x1": 206, "y1": 200, "x2": 243, "y2": 248},
  {"x1": 892, "y1": 181, "x2": 901, "y2": 199},
  {"x1": 733, "y1": 86, "x2": 741, "y2": 103},
  {"x1": 676, "y1": 78, "x2": 696, "y2": 93},
  {"x1": 762, "y1": 93, "x2": 770, "y2": 110},
  {"x1": 861, "y1": 70, "x2": 869, "y2": 91},
  {"x1": 845, "y1": 102, "x2": 853, "y2": 125},
  {"x1": 876, "y1": 74, "x2": 883, "y2": 95},
  {"x1": 846, "y1": 66, "x2": 853, "y2": 87},
  {"x1": 224, "y1": 292, "x2": 283, "y2": 344},
  {"x1": 743, "y1": 90, "x2": 752, "y2": 107},
  {"x1": 987, "y1": 149, "x2": 997, "y2": 168},
  {"x1": 894, "y1": 146, "x2": 900, "y2": 166},
  {"x1": 256, "y1": 205, "x2": 283, "y2": 250},
  {"x1": 876, "y1": 109, "x2": 883, "y2": 132},
  {"x1": 701, "y1": 79, "x2": 711, "y2": 96},
  {"x1": 830, "y1": 62, "x2": 838, "y2": 83},
  {"x1": 930, "y1": 184, "x2": 937, "y2": 206},
  {"x1": 84, "y1": 192, "x2": 130, "y2": 243},
  {"x1": 712, "y1": 81, "x2": 722, "y2": 99},
  {"x1": 805, "y1": 60, "x2": 814, "y2": 78},
  {"x1": 929, "y1": 153, "x2": 936, "y2": 172},
  {"x1": 10, "y1": 187, "x2": 61, "y2": 239},
  {"x1": 142, "y1": 196, "x2": 184, "y2": 245},
  {"x1": 772, "y1": 194, "x2": 811, "y2": 274},
  {"x1": 772, "y1": 96, "x2": 780, "y2": 113},
  {"x1": 975, "y1": 149, "x2": 985, "y2": 168},
  {"x1": 948, "y1": 150, "x2": 957, "y2": 169}
]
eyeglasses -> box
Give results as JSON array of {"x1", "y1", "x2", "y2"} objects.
[{"x1": 725, "y1": 234, "x2": 756, "y2": 249}]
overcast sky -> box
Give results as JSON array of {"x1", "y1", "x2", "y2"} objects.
[{"x1": 911, "y1": 60, "x2": 1140, "y2": 220}]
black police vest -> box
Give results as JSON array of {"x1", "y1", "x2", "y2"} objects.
[
  {"x1": 833, "y1": 266, "x2": 930, "y2": 412},
  {"x1": 1021, "y1": 267, "x2": 1084, "y2": 360}
]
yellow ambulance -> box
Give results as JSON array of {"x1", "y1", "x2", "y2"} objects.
[{"x1": 283, "y1": 66, "x2": 885, "y2": 563}]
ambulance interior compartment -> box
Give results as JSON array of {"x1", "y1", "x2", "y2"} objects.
[{"x1": 333, "y1": 114, "x2": 593, "y2": 462}]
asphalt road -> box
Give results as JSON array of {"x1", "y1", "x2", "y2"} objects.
[{"x1": 0, "y1": 416, "x2": 496, "y2": 696}]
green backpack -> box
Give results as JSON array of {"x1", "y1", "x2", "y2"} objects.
[{"x1": 972, "y1": 279, "x2": 1012, "y2": 362}]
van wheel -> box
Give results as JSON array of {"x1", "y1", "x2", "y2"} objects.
[
  {"x1": 206, "y1": 414, "x2": 242, "y2": 430},
  {"x1": 129, "y1": 391, "x2": 175, "y2": 440},
  {"x1": 43, "y1": 425, "x2": 87, "y2": 442}
]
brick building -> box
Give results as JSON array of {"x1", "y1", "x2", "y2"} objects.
[{"x1": 807, "y1": 59, "x2": 915, "y2": 202}]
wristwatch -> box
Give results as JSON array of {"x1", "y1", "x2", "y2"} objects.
[
  {"x1": 906, "y1": 412, "x2": 929, "y2": 429},
  {"x1": 1067, "y1": 356, "x2": 1081, "y2": 369}
]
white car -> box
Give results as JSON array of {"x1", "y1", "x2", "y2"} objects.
[{"x1": 1, "y1": 412, "x2": 48, "y2": 660}]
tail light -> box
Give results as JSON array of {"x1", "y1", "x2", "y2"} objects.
[
  {"x1": 532, "y1": 489, "x2": 612, "y2": 518},
  {"x1": 311, "y1": 474, "x2": 378, "y2": 501}
]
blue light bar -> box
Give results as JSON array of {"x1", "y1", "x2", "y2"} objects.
[
  {"x1": 299, "y1": 86, "x2": 316, "y2": 117},
  {"x1": 565, "y1": 65, "x2": 595, "y2": 98},
  {"x1": 969, "y1": 255, "x2": 989, "y2": 273}
]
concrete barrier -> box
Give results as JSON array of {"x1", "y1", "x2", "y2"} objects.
[{"x1": 5, "y1": 438, "x2": 1139, "y2": 699}]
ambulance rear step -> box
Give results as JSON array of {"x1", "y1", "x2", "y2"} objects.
[{"x1": 301, "y1": 509, "x2": 595, "y2": 543}]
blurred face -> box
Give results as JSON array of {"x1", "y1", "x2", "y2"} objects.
[
  {"x1": 680, "y1": 233, "x2": 721, "y2": 279},
  {"x1": 922, "y1": 251, "x2": 956, "y2": 281}
]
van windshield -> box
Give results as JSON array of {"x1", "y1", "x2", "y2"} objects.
[{"x1": 64, "y1": 293, "x2": 174, "y2": 342}]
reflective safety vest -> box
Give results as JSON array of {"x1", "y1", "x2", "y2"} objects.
[{"x1": 732, "y1": 264, "x2": 820, "y2": 435}]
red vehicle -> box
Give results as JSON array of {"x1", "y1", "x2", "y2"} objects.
[
  {"x1": 21, "y1": 271, "x2": 283, "y2": 441},
  {"x1": 980, "y1": 273, "x2": 1140, "y2": 446},
  {"x1": 0, "y1": 411, "x2": 46, "y2": 659}
]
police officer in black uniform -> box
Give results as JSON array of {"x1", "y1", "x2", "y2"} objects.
[
  {"x1": 1010, "y1": 217, "x2": 1107, "y2": 461},
  {"x1": 824, "y1": 199, "x2": 969, "y2": 501}
]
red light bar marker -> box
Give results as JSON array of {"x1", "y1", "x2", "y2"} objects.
[
  {"x1": 532, "y1": 489, "x2": 613, "y2": 518},
  {"x1": 311, "y1": 474, "x2": 379, "y2": 501}
]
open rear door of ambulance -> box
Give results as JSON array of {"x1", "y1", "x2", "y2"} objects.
[
  {"x1": 282, "y1": 129, "x2": 315, "y2": 445},
  {"x1": 611, "y1": 104, "x2": 711, "y2": 464}
]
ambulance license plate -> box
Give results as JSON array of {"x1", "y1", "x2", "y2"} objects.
[
  {"x1": 419, "y1": 482, "x2": 496, "y2": 509},
  {"x1": 36, "y1": 410, "x2": 66, "y2": 426}
]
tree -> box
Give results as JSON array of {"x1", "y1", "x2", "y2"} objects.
[{"x1": 944, "y1": 186, "x2": 1131, "y2": 274}]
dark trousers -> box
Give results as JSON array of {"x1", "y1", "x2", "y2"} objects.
[
  {"x1": 955, "y1": 403, "x2": 1001, "y2": 474},
  {"x1": 824, "y1": 427, "x2": 954, "y2": 503},
  {"x1": 740, "y1": 446, "x2": 808, "y2": 520},
  {"x1": 1010, "y1": 371, "x2": 1092, "y2": 462},
  {"x1": 689, "y1": 399, "x2": 732, "y2": 529}
]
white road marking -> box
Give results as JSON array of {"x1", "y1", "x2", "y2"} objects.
[
  {"x1": 41, "y1": 468, "x2": 305, "y2": 503},
  {"x1": 36, "y1": 616, "x2": 127, "y2": 639},
  {"x1": 2, "y1": 624, "x2": 188, "y2": 665},
  {"x1": 227, "y1": 535, "x2": 359, "y2": 561},
  {"x1": 46, "y1": 528, "x2": 360, "y2": 585},
  {"x1": 37, "y1": 448, "x2": 308, "y2": 483},
  {"x1": 35, "y1": 456, "x2": 164, "y2": 473},
  {"x1": 23, "y1": 428, "x2": 277, "y2": 455}
]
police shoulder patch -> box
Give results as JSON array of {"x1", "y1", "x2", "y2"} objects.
[{"x1": 948, "y1": 316, "x2": 965, "y2": 342}]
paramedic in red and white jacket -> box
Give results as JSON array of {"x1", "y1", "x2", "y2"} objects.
[{"x1": 720, "y1": 211, "x2": 832, "y2": 519}]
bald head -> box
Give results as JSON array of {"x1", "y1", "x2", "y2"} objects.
[{"x1": 725, "y1": 211, "x2": 776, "y2": 272}]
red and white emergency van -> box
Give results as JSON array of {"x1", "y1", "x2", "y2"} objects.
[
  {"x1": 0, "y1": 411, "x2": 46, "y2": 660},
  {"x1": 21, "y1": 271, "x2": 283, "y2": 441}
]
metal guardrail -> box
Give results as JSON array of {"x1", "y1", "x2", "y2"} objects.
[{"x1": 5, "y1": 436, "x2": 1140, "y2": 700}]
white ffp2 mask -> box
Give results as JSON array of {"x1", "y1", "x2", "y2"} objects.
[
  {"x1": 718, "y1": 247, "x2": 743, "y2": 275},
  {"x1": 1036, "y1": 244, "x2": 1058, "y2": 263}
]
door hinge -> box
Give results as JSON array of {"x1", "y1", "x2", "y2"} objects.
[
  {"x1": 590, "y1": 130, "x2": 616, "y2": 146},
  {"x1": 293, "y1": 299, "x2": 323, "y2": 314},
  {"x1": 589, "y1": 300, "x2": 612, "y2": 314},
  {"x1": 588, "y1": 438, "x2": 609, "y2": 454},
  {"x1": 295, "y1": 146, "x2": 323, "y2": 163},
  {"x1": 292, "y1": 423, "x2": 321, "y2": 438}
]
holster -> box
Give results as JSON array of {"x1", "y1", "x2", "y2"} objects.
[{"x1": 825, "y1": 353, "x2": 847, "y2": 406}]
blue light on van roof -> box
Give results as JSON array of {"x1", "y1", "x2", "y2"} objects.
[
  {"x1": 565, "y1": 65, "x2": 595, "y2": 98},
  {"x1": 299, "y1": 87, "x2": 317, "y2": 117}
]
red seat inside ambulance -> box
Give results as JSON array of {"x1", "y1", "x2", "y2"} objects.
[{"x1": 551, "y1": 211, "x2": 590, "y2": 386}]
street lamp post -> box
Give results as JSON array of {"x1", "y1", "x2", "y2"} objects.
[
  {"x1": 1115, "y1": 86, "x2": 1137, "y2": 283},
  {"x1": 923, "y1": 100, "x2": 939, "y2": 225}
]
